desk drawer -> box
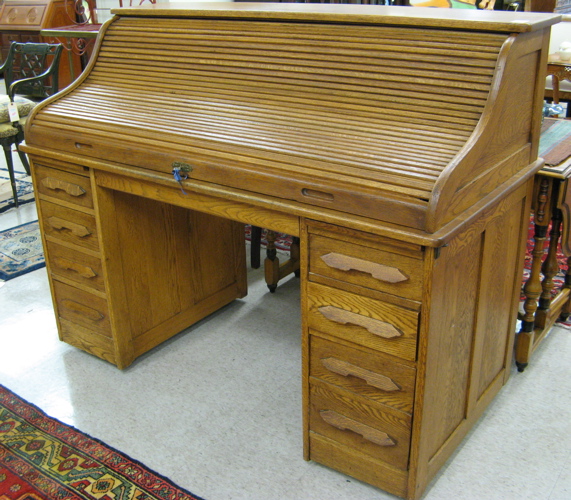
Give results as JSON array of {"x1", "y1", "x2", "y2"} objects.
[
  {"x1": 40, "y1": 201, "x2": 99, "y2": 252},
  {"x1": 310, "y1": 335, "x2": 415, "y2": 414},
  {"x1": 35, "y1": 164, "x2": 93, "y2": 209},
  {"x1": 307, "y1": 282, "x2": 418, "y2": 361},
  {"x1": 310, "y1": 378, "x2": 411, "y2": 471},
  {"x1": 53, "y1": 281, "x2": 111, "y2": 337},
  {"x1": 46, "y1": 240, "x2": 105, "y2": 292},
  {"x1": 309, "y1": 233, "x2": 423, "y2": 301}
]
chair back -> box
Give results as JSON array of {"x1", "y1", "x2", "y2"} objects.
[{"x1": 0, "y1": 42, "x2": 63, "y2": 101}]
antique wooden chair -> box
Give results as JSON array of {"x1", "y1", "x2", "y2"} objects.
[
  {"x1": 0, "y1": 42, "x2": 63, "y2": 206},
  {"x1": 0, "y1": 42, "x2": 63, "y2": 100},
  {"x1": 249, "y1": 226, "x2": 300, "y2": 293}
]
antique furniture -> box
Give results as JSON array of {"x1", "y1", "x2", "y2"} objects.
[
  {"x1": 517, "y1": 118, "x2": 571, "y2": 370},
  {"x1": 250, "y1": 226, "x2": 300, "y2": 291},
  {"x1": 546, "y1": 52, "x2": 571, "y2": 103},
  {"x1": 0, "y1": 41, "x2": 63, "y2": 98},
  {"x1": 0, "y1": 0, "x2": 81, "y2": 88},
  {"x1": 40, "y1": 23, "x2": 99, "y2": 80},
  {"x1": 22, "y1": 4, "x2": 559, "y2": 499},
  {"x1": 0, "y1": 41, "x2": 62, "y2": 205},
  {"x1": 0, "y1": 95, "x2": 33, "y2": 205}
]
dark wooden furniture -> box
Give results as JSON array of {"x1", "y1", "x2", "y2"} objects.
[
  {"x1": 545, "y1": 52, "x2": 571, "y2": 103},
  {"x1": 0, "y1": 0, "x2": 81, "y2": 88},
  {"x1": 22, "y1": 4, "x2": 559, "y2": 499},
  {"x1": 517, "y1": 125, "x2": 571, "y2": 370},
  {"x1": 0, "y1": 41, "x2": 62, "y2": 205},
  {"x1": 0, "y1": 41, "x2": 63, "y2": 98}
]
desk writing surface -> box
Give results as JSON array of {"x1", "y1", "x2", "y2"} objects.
[{"x1": 22, "y1": 4, "x2": 556, "y2": 499}]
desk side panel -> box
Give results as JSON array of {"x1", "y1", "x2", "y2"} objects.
[
  {"x1": 410, "y1": 181, "x2": 532, "y2": 497},
  {"x1": 94, "y1": 186, "x2": 248, "y2": 365}
]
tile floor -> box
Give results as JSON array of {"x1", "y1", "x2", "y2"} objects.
[{"x1": 0, "y1": 162, "x2": 570, "y2": 500}]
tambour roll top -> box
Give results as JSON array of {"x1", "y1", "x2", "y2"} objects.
[{"x1": 24, "y1": 3, "x2": 560, "y2": 234}]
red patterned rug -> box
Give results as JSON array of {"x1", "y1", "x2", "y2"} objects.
[
  {"x1": 244, "y1": 225, "x2": 292, "y2": 252},
  {"x1": 0, "y1": 384, "x2": 204, "y2": 500}
]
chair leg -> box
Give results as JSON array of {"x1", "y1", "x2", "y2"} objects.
[
  {"x1": 15, "y1": 144, "x2": 30, "y2": 175},
  {"x1": 2, "y1": 141, "x2": 19, "y2": 207},
  {"x1": 250, "y1": 225, "x2": 262, "y2": 269}
]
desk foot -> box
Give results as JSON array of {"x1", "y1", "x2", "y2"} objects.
[
  {"x1": 516, "y1": 361, "x2": 528, "y2": 373},
  {"x1": 268, "y1": 284, "x2": 277, "y2": 293}
]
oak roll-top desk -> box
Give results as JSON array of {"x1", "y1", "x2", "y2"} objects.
[{"x1": 21, "y1": 4, "x2": 559, "y2": 499}]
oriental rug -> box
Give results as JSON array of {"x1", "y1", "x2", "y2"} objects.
[
  {"x1": 0, "y1": 170, "x2": 34, "y2": 214},
  {"x1": 0, "y1": 220, "x2": 45, "y2": 281},
  {"x1": 0, "y1": 384, "x2": 204, "y2": 500}
]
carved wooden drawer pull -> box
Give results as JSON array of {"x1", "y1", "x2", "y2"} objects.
[
  {"x1": 318, "y1": 305, "x2": 402, "y2": 338},
  {"x1": 41, "y1": 177, "x2": 86, "y2": 197},
  {"x1": 320, "y1": 410, "x2": 396, "y2": 447},
  {"x1": 321, "y1": 357, "x2": 400, "y2": 392},
  {"x1": 61, "y1": 299, "x2": 104, "y2": 322},
  {"x1": 53, "y1": 257, "x2": 98, "y2": 279},
  {"x1": 320, "y1": 253, "x2": 408, "y2": 283},
  {"x1": 47, "y1": 217, "x2": 92, "y2": 238}
]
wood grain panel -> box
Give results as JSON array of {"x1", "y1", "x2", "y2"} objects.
[
  {"x1": 27, "y1": 16, "x2": 508, "y2": 229},
  {"x1": 53, "y1": 281, "x2": 111, "y2": 337},
  {"x1": 59, "y1": 318, "x2": 115, "y2": 365},
  {"x1": 34, "y1": 164, "x2": 93, "y2": 210},
  {"x1": 473, "y1": 201, "x2": 523, "y2": 399},
  {"x1": 310, "y1": 378, "x2": 411, "y2": 470},
  {"x1": 309, "y1": 233, "x2": 423, "y2": 300},
  {"x1": 309, "y1": 432, "x2": 408, "y2": 499},
  {"x1": 421, "y1": 230, "x2": 483, "y2": 462},
  {"x1": 46, "y1": 240, "x2": 105, "y2": 292},
  {"x1": 307, "y1": 282, "x2": 418, "y2": 361},
  {"x1": 310, "y1": 333, "x2": 416, "y2": 414},
  {"x1": 105, "y1": 190, "x2": 246, "y2": 342},
  {"x1": 39, "y1": 201, "x2": 99, "y2": 252}
]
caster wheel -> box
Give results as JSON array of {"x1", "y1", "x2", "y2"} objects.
[{"x1": 516, "y1": 361, "x2": 528, "y2": 373}]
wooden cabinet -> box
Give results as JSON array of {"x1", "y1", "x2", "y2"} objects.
[
  {"x1": 21, "y1": 3, "x2": 558, "y2": 499},
  {"x1": 302, "y1": 190, "x2": 529, "y2": 498},
  {"x1": 0, "y1": 0, "x2": 82, "y2": 88},
  {"x1": 33, "y1": 158, "x2": 248, "y2": 368}
]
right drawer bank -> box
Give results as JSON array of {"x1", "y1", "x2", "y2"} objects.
[{"x1": 302, "y1": 180, "x2": 529, "y2": 500}]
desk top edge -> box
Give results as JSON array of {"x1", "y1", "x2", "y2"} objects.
[{"x1": 109, "y1": 2, "x2": 561, "y2": 33}]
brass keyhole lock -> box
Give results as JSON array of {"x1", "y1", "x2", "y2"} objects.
[{"x1": 171, "y1": 162, "x2": 193, "y2": 195}]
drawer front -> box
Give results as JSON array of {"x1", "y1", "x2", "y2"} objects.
[
  {"x1": 307, "y1": 282, "x2": 418, "y2": 361},
  {"x1": 310, "y1": 335, "x2": 415, "y2": 414},
  {"x1": 309, "y1": 433, "x2": 408, "y2": 498},
  {"x1": 40, "y1": 201, "x2": 99, "y2": 252},
  {"x1": 35, "y1": 164, "x2": 93, "y2": 209},
  {"x1": 53, "y1": 281, "x2": 111, "y2": 337},
  {"x1": 310, "y1": 379, "x2": 411, "y2": 470},
  {"x1": 309, "y1": 234, "x2": 423, "y2": 300},
  {"x1": 46, "y1": 240, "x2": 105, "y2": 292},
  {"x1": 0, "y1": 6, "x2": 47, "y2": 27}
]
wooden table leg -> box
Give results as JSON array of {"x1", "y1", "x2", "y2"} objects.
[
  {"x1": 516, "y1": 178, "x2": 551, "y2": 372},
  {"x1": 264, "y1": 231, "x2": 300, "y2": 293},
  {"x1": 535, "y1": 209, "x2": 562, "y2": 329},
  {"x1": 265, "y1": 230, "x2": 280, "y2": 292}
]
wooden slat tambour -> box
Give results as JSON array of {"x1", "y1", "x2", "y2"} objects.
[{"x1": 26, "y1": 13, "x2": 512, "y2": 228}]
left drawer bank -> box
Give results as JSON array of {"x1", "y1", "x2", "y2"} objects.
[{"x1": 30, "y1": 157, "x2": 248, "y2": 369}]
